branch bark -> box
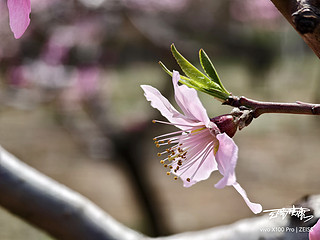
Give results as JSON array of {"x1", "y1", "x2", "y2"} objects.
[
  {"x1": 225, "y1": 96, "x2": 320, "y2": 118},
  {"x1": 270, "y1": 0, "x2": 320, "y2": 58},
  {"x1": 0, "y1": 146, "x2": 147, "y2": 240}
]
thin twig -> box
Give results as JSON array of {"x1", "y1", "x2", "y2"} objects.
[{"x1": 225, "y1": 96, "x2": 320, "y2": 118}]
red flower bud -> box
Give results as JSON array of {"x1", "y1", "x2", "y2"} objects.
[{"x1": 211, "y1": 114, "x2": 238, "y2": 138}]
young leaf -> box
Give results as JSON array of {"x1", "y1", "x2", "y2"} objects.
[
  {"x1": 159, "y1": 61, "x2": 230, "y2": 102},
  {"x1": 178, "y1": 75, "x2": 230, "y2": 101},
  {"x1": 170, "y1": 44, "x2": 221, "y2": 91},
  {"x1": 159, "y1": 61, "x2": 202, "y2": 85},
  {"x1": 199, "y1": 49, "x2": 228, "y2": 93},
  {"x1": 159, "y1": 61, "x2": 173, "y2": 76}
]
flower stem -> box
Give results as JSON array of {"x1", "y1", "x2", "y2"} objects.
[{"x1": 225, "y1": 96, "x2": 320, "y2": 118}]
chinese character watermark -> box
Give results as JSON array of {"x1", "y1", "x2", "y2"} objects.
[{"x1": 263, "y1": 205, "x2": 314, "y2": 222}]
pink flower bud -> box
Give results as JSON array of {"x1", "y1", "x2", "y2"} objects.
[{"x1": 211, "y1": 114, "x2": 238, "y2": 138}]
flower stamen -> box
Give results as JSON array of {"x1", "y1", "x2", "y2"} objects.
[{"x1": 152, "y1": 119, "x2": 216, "y2": 182}]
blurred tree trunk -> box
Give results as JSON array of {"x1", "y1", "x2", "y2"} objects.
[{"x1": 270, "y1": 0, "x2": 320, "y2": 58}]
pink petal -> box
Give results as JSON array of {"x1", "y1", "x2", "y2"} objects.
[
  {"x1": 172, "y1": 131, "x2": 218, "y2": 187},
  {"x1": 233, "y1": 182, "x2": 262, "y2": 214},
  {"x1": 141, "y1": 85, "x2": 194, "y2": 129},
  {"x1": 214, "y1": 133, "x2": 262, "y2": 214},
  {"x1": 181, "y1": 148, "x2": 217, "y2": 187},
  {"x1": 310, "y1": 219, "x2": 320, "y2": 240},
  {"x1": 214, "y1": 133, "x2": 238, "y2": 188},
  {"x1": 7, "y1": 0, "x2": 31, "y2": 39},
  {"x1": 172, "y1": 71, "x2": 210, "y2": 127}
]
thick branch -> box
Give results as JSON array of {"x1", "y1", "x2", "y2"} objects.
[
  {"x1": 0, "y1": 146, "x2": 147, "y2": 240},
  {"x1": 270, "y1": 0, "x2": 320, "y2": 58}
]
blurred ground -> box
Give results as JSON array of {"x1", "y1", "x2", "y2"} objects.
[{"x1": 1, "y1": 53, "x2": 320, "y2": 239}]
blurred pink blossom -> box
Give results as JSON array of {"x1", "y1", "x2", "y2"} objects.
[
  {"x1": 74, "y1": 66, "x2": 100, "y2": 100},
  {"x1": 41, "y1": 38, "x2": 70, "y2": 65},
  {"x1": 310, "y1": 219, "x2": 320, "y2": 240},
  {"x1": 25, "y1": 60, "x2": 71, "y2": 91},
  {"x1": 7, "y1": 65, "x2": 29, "y2": 87},
  {"x1": 141, "y1": 71, "x2": 262, "y2": 214},
  {"x1": 7, "y1": 0, "x2": 31, "y2": 38},
  {"x1": 27, "y1": 0, "x2": 58, "y2": 12},
  {"x1": 230, "y1": 0, "x2": 280, "y2": 25},
  {"x1": 60, "y1": 66, "x2": 100, "y2": 110},
  {"x1": 123, "y1": 0, "x2": 190, "y2": 12}
]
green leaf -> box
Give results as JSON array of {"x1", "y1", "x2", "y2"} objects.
[
  {"x1": 171, "y1": 44, "x2": 221, "y2": 90},
  {"x1": 199, "y1": 49, "x2": 228, "y2": 93},
  {"x1": 159, "y1": 61, "x2": 202, "y2": 84},
  {"x1": 170, "y1": 44, "x2": 230, "y2": 101},
  {"x1": 159, "y1": 45, "x2": 231, "y2": 101},
  {"x1": 159, "y1": 61, "x2": 230, "y2": 101},
  {"x1": 179, "y1": 75, "x2": 230, "y2": 101},
  {"x1": 158, "y1": 61, "x2": 172, "y2": 76}
]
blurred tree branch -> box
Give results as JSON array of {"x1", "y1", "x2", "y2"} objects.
[
  {"x1": 0, "y1": 145, "x2": 146, "y2": 240},
  {"x1": 270, "y1": 0, "x2": 320, "y2": 58},
  {"x1": 0, "y1": 145, "x2": 319, "y2": 239}
]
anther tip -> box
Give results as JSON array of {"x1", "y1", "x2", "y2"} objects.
[{"x1": 166, "y1": 172, "x2": 170, "y2": 175}]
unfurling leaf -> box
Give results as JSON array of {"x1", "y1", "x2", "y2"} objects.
[
  {"x1": 160, "y1": 44, "x2": 230, "y2": 102},
  {"x1": 199, "y1": 49, "x2": 228, "y2": 93}
]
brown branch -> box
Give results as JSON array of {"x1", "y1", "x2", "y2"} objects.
[
  {"x1": 270, "y1": 0, "x2": 320, "y2": 58},
  {"x1": 225, "y1": 96, "x2": 320, "y2": 118}
]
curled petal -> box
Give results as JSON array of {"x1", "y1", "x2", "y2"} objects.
[
  {"x1": 7, "y1": 0, "x2": 31, "y2": 39},
  {"x1": 310, "y1": 219, "x2": 320, "y2": 240},
  {"x1": 233, "y1": 182, "x2": 262, "y2": 214},
  {"x1": 214, "y1": 133, "x2": 262, "y2": 213},
  {"x1": 214, "y1": 133, "x2": 237, "y2": 188},
  {"x1": 141, "y1": 85, "x2": 194, "y2": 129},
  {"x1": 172, "y1": 71, "x2": 210, "y2": 127}
]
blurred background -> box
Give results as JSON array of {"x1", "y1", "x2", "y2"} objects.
[{"x1": 0, "y1": 0, "x2": 320, "y2": 239}]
